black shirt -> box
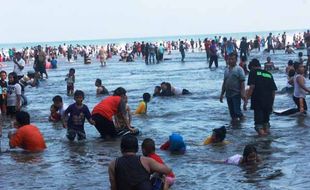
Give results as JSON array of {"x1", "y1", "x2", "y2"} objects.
[{"x1": 247, "y1": 69, "x2": 277, "y2": 110}]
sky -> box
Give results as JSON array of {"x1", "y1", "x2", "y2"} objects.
[{"x1": 0, "y1": 0, "x2": 309, "y2": 43}]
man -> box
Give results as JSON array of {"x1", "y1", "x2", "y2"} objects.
[
  {"x1": 267, "y1": 33, "x2": 275, "y2": 53},
  {"x1": 244, "y1": 59, "x2": 277, "y2": 136},
  {"x1": 8, "y1": 111, "x2": 46, "y2": 152},
  {"x1": 13, "y1": 52, "x2": 25, "y2": 80},
  {"x1": 209, "y1": 40, "x2": 218, "y2": 68},
  {"x1": 37, "y1": 45, "x2": 48, "y2": 79},
  {"x1": 108, "y1": 135, "x2": 172, "y2": 190},
  {"x1": 99, "y1": 46, "x2": 107, "y2": 66},
  {"x1": 220, "y1": 53, "x2": 246, "y2": 122}
]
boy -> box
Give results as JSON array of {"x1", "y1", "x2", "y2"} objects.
[
  {"x1": 63, "y1": 90, "x2": 95, "y2": 141},
  {"x1": 51, "y1": 95, "x2": 67, "y2": 120},
  {"x1": 203, "y1": 126, "x2": 229, "y2": 145},
  {"x1": 65, "y1": 68, "x2": 75, "y2": 95},
  {"x1": 293, "y1": 61, "x2": 310, "y2": 113},
  {"x1": 8, "y1": 111, "x2": 46, "y2": 152},
  {"x1": 142, "y1": 138, "x2": 175, "y2": 190},
  {"x1": 135, "y1": 92, "x2": 151, "y2": 114}
]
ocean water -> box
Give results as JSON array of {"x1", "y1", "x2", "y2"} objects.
[
  {"x1": 0, "y1": 28, "x2": 306, "y2": 49},
  {"x1": 0, "y1": 37, "x2": 310, "y2": 190}
]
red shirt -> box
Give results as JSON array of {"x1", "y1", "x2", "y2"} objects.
[
  {"x1": 92, "y1": 96, "x2": 121, "y2": 121},
  {"x1": 10, "y1": 124, "x2": 46, "y2": 152},
  {"x1": 149, "y1": 153, "x2": 175, "y2": 178}
]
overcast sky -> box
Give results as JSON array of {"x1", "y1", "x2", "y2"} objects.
[{"x1": 1, "y1": 0, "x2": 309, "y2": 43}]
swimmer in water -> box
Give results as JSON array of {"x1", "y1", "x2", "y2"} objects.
[
  {"x1": 153, "y1": 86, "x2": 161, "y2": 97},
  {"x1": 203, "y1": 126, "x2": 229, "y2": 145},
  {"x1": 211, "y1": 144, "x2": 260, "y2": 165},
  {"x1": 264, "y1": 57, "x2": 278, "y2": 71},
  {"x1": 95, "y1": 78, "x2": 109, "y2": 95}
]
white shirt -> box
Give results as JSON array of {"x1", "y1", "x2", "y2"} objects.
[
  {"x1": 7, "y1": 83, "x2": 22, "y2": 106},
  {"x1": 13, "y1": 58, "x2": 25, "y2": 77}
]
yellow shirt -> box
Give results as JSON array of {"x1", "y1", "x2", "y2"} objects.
[
  {"x1": 135, "y1": 101, "x2": 146, "y2": 114},
  {"x1": 203, "y1": 136, "x2": 230, "y2": 145}
]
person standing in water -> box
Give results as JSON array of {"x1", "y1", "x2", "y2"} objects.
[
  {"x1": 99, "y1": 46, "x2": 107, "y2": 66},
  {"x1": 179, "y1": 41, "x2": 185, "y2": 62},
  {"x1": 244, "y1": 59, "x2": 277, "y2": 136},
  {"x1": 220, "y1": 53, "x2": 246, "y2": 122}
]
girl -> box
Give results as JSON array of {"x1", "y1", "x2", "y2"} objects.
[{"x1": 6, "y1": 72, "x2": 22, "y2": 117}]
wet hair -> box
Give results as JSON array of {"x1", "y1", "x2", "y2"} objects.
[
  {"x1": 27, "y1": 71, "x2": 35, "y2": 78},
  {"x1": 142, "y1": 138, "x2": 155, "y2": 156},
  {"x1": 95, "y1": 78, "x2": 102, "y2": 85},
  {"x1": 74, "y1": 90, "x2": 84, "y2": 99},
  {"x1": 287, "y1": 60, "x2": 293, "y2": 66},
  {"x1": 155, "y1": 86, "x2": 161, "y2": 91},
  {"x1": 143, "y1": 93, "x2": 151, "y2": 102},
  {"x1": 248, "y1": 59, "x2": 261, "y2": 70},
  {"x1": 212, "y1": 126, "x2": 226, "y2": 142},
  {"x1": 16, "y1": 111, "x2": 30, "y2": 126},
  {"x1": 242, "y1": 144, "x2": 257, "y2": 162},
  {"x1": 165, "y1": 82, "x2": 172, "y2": 91},
  {"x1": 121, "y1": 134, "x2": 138, "y2": 153},
  {"x1": 298, "y1": 52, "x2": 303, "y2": 57},
  {"x1": 113, "y1": 87, "x2": 127, "y2": 96},
  {"x1": 0, "y1": 70, "x2": 7, "y2": 75},
  {"x1": 8, "y1": 72, "x2": 19, "y2": 85},
  {"x1": 293, "y1": 61, "x2": 302, "y2": 71},
  {"x1": 69, "y1": 68, "x2": 75, "y2": 73},
  {"x1": 52, "y1": 95, "x2": 63, "y2": 103}
]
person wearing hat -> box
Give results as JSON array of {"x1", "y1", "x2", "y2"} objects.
[{"x1": 13, "y1": 52, "x2": 25, "y2": 80}]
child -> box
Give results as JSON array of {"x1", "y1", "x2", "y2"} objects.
[
  {"x1": 51, "y1": 56, "x2": 57, "y2": 69},
  {"x1": 95, "y1": 78, "x2": 109, "y2": 95},
  {"x1": 52, "y1": 95, "x2": 67, "y2": 120},
  {"x1": 135, "y1": 92, "x2": 151, "y2": 114},
  {"x1": 160, "y1": 133, "x2": 186, "y2": 154},
  {"x1": 285, "y1": 60, "x2": 294, "y2": 74},
  {"x1": 49, "y1": 105, "x2": 61, "y2": 122},
  {"x1": 114, "y1": 95, "x2": 139, "y2": 136},
  {"x1": 203, "y1": 126, "x2": 229, "y2": 145},
  {"x1": 65, "y1": 68, "x2": 75, "y2": 95},
  {"x1": 293, "y1": 62, "x2": 310, "y2": 113},
  {"x1": 0, "y1": 70, "x2": 7, "y2": 114},
  {"x1": 6, "y1": 72, "x2": 22, "y2": 117},
  {"x1": 264, "y1": 56, "x2": 278, "y2": 71},
  {"x1": 63, "y1": 90, "x2": 95, "y2": 141},
  {"x1": 8, "y1": 111, "x2": 46, "y2": 152},
  {"x1": 225, "y1": 144, "x2": 260, "y2": 165},
  {"x1": 153, "y1": 86, "x2": 161, "y2": 97},
  {"x1": 142, "y1": 138, "x2": 175, "y2": 190}
]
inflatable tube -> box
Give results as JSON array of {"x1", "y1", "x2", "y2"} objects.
[
  {"x1": 273, "y1": 108, "x2": 299, "y2": 116},
  {"x1": 116, "y1": 127, "x2": 139, "y2": 137}
]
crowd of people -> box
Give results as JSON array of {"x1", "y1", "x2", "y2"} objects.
[{"x1": 1, "y1": 29, "x2": 310, "y2": 189}]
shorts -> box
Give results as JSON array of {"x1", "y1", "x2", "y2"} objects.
[
  {"x1": 67, "y1": 84, "x2": 74, "y2": 92},
  {"x1": 66, "y1": 128, "x2": 86, "y2": 141},
  {"x1": 6, "y1": 106, "x2": 16, "y2": 116},
  {"x1": 92, "y1": 114, "x2": 116, "y2": 138},
  {"x1": 293, "y1": 96, "x2": 307, "y2": 112}
]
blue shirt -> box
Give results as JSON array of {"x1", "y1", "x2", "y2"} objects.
[{"x1": 65, "y1": 103, "x2": 91, "y2": 130}]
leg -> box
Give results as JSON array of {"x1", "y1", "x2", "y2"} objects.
[
  {"x1": 66, "y1": 129, "x2": 76, "y2": 141},
  {"x1": 215, "y1": 55, "x2": 218, "y2": 68},
  {"x1": 226, "y1": 97, "x2": 235, "y2": 119},
  {"x1": 254, "y1": 108, "x2": 267, "y2": 136},
  {"x1": 77, "y1": 129, "x2": 86, "y2": 141},
  {"x1": 231, "y1": 95, "x2": 243, "y2": 119}
]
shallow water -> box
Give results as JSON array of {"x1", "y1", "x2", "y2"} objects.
[{"x1": 1, "y1": 48, "x2": 310, "y2": 190}]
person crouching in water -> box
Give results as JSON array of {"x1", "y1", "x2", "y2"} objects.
[
  {"x1": 203, "y1": 126, "x2": 229, "y2": 145},
  {"x1": 142, "y1": 138, "x2": 176, "y2": 190},
  {"x1": 292, "y1": 61, "x2": 310, "y2": 114},
  {"x1": 63, "y1": 90, "x2": 95, "y2": 141},
  {"x1": 95, "y1": 78, "x2": 109, "y2": 95},
  {"x1": 8, "y1": 111, "x2": 46, "y2": 152},
  {"x1": 244, "y1": 59, "x2": 277, "y2": 136}
]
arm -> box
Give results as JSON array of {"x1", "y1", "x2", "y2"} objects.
[
  {"x1": 297, "y1": 76, "x2": 310, "y2": 93},
  {"x1": 147, "y1": 157, "x2": 172, "y2": 175},
  {"x1": 220, "y1": 80, "x2": 226, "y2": 103},
  {"x1": 240, "y1": 81, "x2": 246, "y2": 100},
  {"x1": 108, "y1": 160, "x2": 117, "y2": 190}
]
